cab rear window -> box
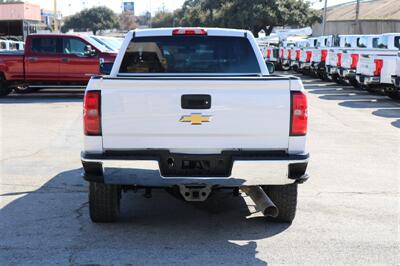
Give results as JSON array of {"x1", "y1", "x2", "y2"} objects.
[{"x1": 119, "y1": 36, "x2": 261, "y2": 74}]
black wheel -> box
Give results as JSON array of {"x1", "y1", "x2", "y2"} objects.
[
  {"x1": 0, "y1": 75, "x2": 12, "y2": 97},
  {"x1": 321, "y1": 72, "x2": 330, "y2": 81},
  {"x1": 89, "y1": 182, "x2": 121, "y2": 223},
  {"x1": 385, "y1": 89, "x2": 400, "y2": 100},
  {"x1": 349, "y1": 79, "x2": 361, "y2": 89},
  {"x1": 335, "y1": 76, "x2": 347, "y2": 85},
  {"x1": 262, "y1": 184, "x2": 298, "y2": 223},
  {"x1": 281, "y1": 64, "x2": 291, "y2": 71},
  {"x1": 13, "y1": 85, "x2": 38, "y2": 94}
]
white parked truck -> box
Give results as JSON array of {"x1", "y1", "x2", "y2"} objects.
[
  {"x1": 81, "y1": 28, "x2": 309, "y2": 223},
  {"x1": 326, "y1": 35, "x2": 361, "y2": 83},
  {"x1": 392, "y1": 51, "x2": 400, "y2": 92},
  {"x1": 339, "y1": 35, "x2": 379, "y2": 87},
  {"x1": 356, "y1": 33, "x2": 400, "y2": 98}
]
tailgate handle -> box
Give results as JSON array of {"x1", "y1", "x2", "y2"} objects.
[{"x1": 181, "y1": 94, "x2": 211, "y2": 109}]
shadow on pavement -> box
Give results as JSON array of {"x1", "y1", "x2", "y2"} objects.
[
  {"x1": 0, "y1": 90, "x2": 83, "y2": 104},
  {"x1": 302, "y1": 75, "x2": 400, "y2": 129},
  {"x1": 0, "y1": 168, "x2": 289, "y2": 264}
]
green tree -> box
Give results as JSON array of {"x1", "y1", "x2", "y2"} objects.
[
  {"x1": 152, "y1": 10, "x2": 176, "y2": 28},
  {"x1": 118, "y1": 11, "x2": 137, "y2": 31},
  {"x1": 153, "y1": 0, "x2": 321, "y2": 36},
  {"x1": 61, "y1": 6, "x2": 118, "y2": 35}
]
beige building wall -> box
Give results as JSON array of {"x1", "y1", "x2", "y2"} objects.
[
  {"x1": 0, "y1": 2, "x2": 41, "y2": 21},
  {"x1": 312, "y1": 20, "x2": 400, "y2": 36}
]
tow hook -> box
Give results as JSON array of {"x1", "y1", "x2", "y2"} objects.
[
  {"x1": 241, "y1": 186, "x2": 279, "y2": 218},
  {"x1": 179, "y1": 185, "x2": 212, "y2": 202}
]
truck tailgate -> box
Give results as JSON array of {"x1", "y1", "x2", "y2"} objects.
[
  {"x1": 358, "y1": 56, "x2": 375, "y2": 76},
  {"x1": 96, "y1": 78, "x2": 291, "y2": 151}
]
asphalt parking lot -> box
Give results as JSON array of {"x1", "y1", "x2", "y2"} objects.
[{"x1": 0, "y1": 72, "x2": 399, "y2": 265}]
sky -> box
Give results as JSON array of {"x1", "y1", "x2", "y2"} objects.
[
  {"x1": 28, "y1": 0, "x2": 185, "y2": 16},
  {"x1": 28, "y1": 0, "x2": 358, "y2": 17}
]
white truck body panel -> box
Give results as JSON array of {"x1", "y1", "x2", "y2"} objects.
[
  {"x1": 90, "y1": 78, "x2": 292, "y2": 153},
  {"x1": 326, "y1": 35, "x2": 359, "y2": 73},
  {"x1": 82, "y1": 28, "x2": 309, "y2": 187},
  {"x1": 396, "y1": 53, "x2": 400, "y2": 77},
  {"x1": 356, "y1": 33, "x2": 400, "y2": 85},
  {"x1": 357, "y1": 51, "x2": 398, "y2": 84},
  {"x1": 341, "y1": 35, "x2": 379, "y2": 69}
]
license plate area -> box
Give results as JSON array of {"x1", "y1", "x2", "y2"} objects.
[{"x1": 159, "y1": 154, "x2": 232, "y2": 177}]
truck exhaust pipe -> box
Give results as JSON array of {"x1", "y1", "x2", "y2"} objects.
[{"x1": 241, "y1": 186, "x2": 278, "y2": 218}]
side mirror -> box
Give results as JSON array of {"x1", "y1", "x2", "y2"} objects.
[
  {"x1": 85, "y1": 45, "x2": 96, "y2": 57},
  {"x1": 99, "y1": 62, "x2": 113, "y2": 75},
  {"x1": 266, "y1": 61, "x2": 275, "y2": 74}
]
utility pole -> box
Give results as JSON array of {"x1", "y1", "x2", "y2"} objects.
[
  {"x1": 53, "y1": 0, "x2": 58, "y2": 32},
  {"x1": 322, "y1": 0, "x2": 328, "y2": 35},
  {"x1": 355, "y1": 0, "x2": 360, "y2": 34}
]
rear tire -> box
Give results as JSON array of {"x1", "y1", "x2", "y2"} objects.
[
  {"x1": 262, "y1": 184, "x2": 298, "y2": 223},
  {"x1": 385, "y1": 89, "x2": 400, "y2": 100},
  {"x1": 89, "y1": 182, "x2": 121, "y2": 223},
  {"x1": 13, "y1": 85, "x2": 40, "y2": 94},
  {"x1": 0, "y1": 75, "x2": 12, "y2": 97},
  {"x1": 281, "y1": 64, "x2": 291, "y2": 71},
  {"x1": 349, "y1": 79, "x2": 361, "y2": 89}
]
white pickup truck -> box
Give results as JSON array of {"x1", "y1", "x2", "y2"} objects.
[
  {"x1": 310, "y1": 35, "x2": 331, "y2": 78},
  {"x1": 356, "y1": 33, "x2": 400, "y2": 98},
  {"x1": 299, "y1": 37, "x2": 317, "y2": 72},
  {"x1": 326, "y1": 35, "x2": 360, "y2": 83},
  {"x1": 290, "y1": 40, "x2": 309, "y2": 71},
  {"x1": 392, "y1": 52, "x2": 400, "y2": 92},
  {"x1": 339, "y1": 35, "x2": 379, "y2": 87},
  {"x1": 81, "y1": 28, "x2": 309, "y2": 223}
]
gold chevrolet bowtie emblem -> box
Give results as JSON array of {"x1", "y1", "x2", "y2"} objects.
[{"x1": 180, "y1": 113, "x2": 211, "y2": 125}]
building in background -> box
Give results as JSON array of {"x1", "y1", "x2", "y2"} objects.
[
  {"x1": 312, "y1": 0, "x2": 400, "y2": 35},
  {"x1": 0, "y1": 2, "x2": 41, "y2": 40}
]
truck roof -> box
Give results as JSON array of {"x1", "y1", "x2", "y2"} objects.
[
  {"x1": 27, "y1": 33, "x2": 91, "y2": 38},
  {"x1": 131, "y1": 28, "x2": 251, "y2": 38}
]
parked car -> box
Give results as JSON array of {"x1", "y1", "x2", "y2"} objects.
[
  {"x1": 326, "y1": 35, "x2": 361, "y2": 83},
  {"x1": 290, "y1": 40, "x2": 308, "y2": 71},
  {"x1": 90, "y1": 36, "x2": 123, "y2": 52},
  {"x1": 356, "y1": 33, "x2": 400, "y2": 98},
  {"x1": 279, "y1": 41, "x2": 295, "y2": 71},
  {"x1": 0, "y1": 39, "x2": 23, "y2": 52},
  {"x1": 310, "y1": 35, "x2": 331, "y2": 79},
  {"x1": 81, "y1": 27, "x2": 309, "y2": 224},
  {"x1": 265, "y1": 45, "x2": 279, "y2": 65},
  {"x1": 299, "y1": 37, "x2": 317, "y2": 73},
  {"x1": 338, "y1": 35, "x2": 379, "y2": 87},
  {"x1": 391, "y1": 51, "x2": 400, "y2": 96},
  {"x1": 0, "y1": 33, "x2": 117, "y2": 96}
]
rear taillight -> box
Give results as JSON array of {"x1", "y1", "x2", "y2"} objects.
[
  {"x1": 296, "y1": 50, "x2": 300, "y2": 60},
  {"x1": 350, "y1": 54, "x2": 359, "y2": 69},
  {"x1": 321, "y1": 49, "x2": 327, "y2": 62},
  {"x1": 374, "y1": 59, "x2": 383, "y2": 76},
  {"x1": 84, "y1": 91, "x2": 101, "y2": 136},
  {"x1": 306, "y1": 51, "x2": 312, "y2": 62},
  {"x1": 290, "y1": 91, "x2": 308, "y2": 136},
  {"x1": 172, "y1": 28, "x2": 207, "y2": 35},
  {"x1": 287, "y1": 50, "x2": 291, "y2": 59},
  {"x1": 267, "y1": 49, "x2": 271, "y2": 58},
  {"x1": 280, "y1": 48, "x2": 284, "y2": 59},
  {"x1": 337, "y1": 53, "x2": 342, "y2": 67}
]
